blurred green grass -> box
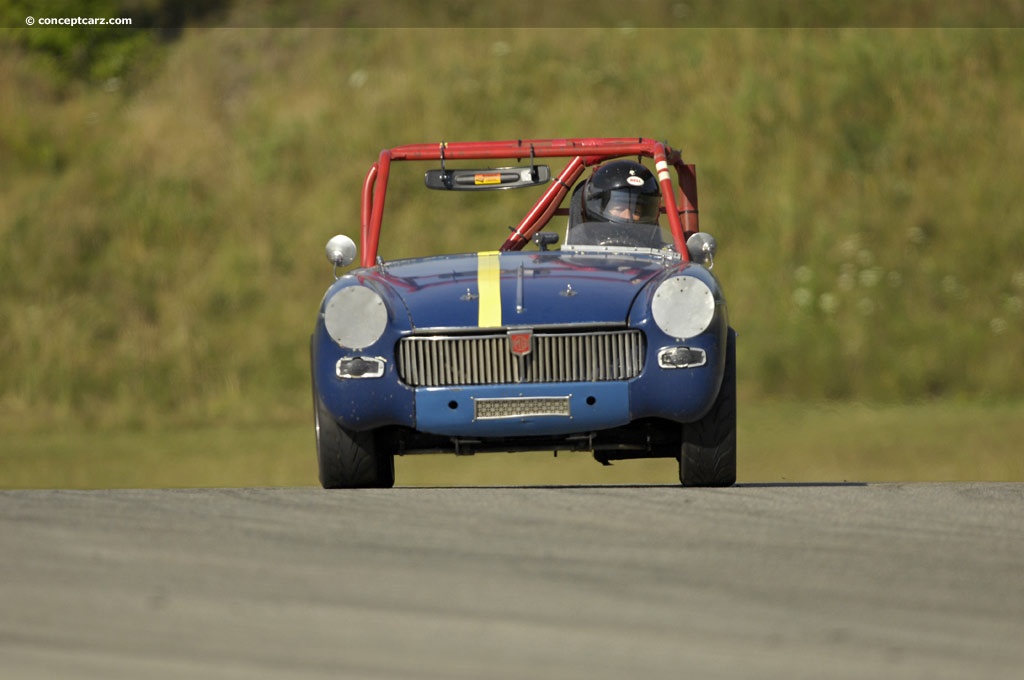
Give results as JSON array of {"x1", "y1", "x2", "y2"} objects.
[
  {"x1": 3, "y1": 400, "x2": 1021, "y2": 489},
  {"x1": 2, "y1": 6, "x2": 1023, "y2": 485}
]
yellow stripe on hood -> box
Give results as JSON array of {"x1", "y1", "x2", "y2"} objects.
[{"x1": 477, "y1": 251, "x2": 502, "y2": 327}]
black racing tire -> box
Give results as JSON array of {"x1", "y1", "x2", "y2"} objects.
[
  {"x1": 311, "y1": 342, "x2": 395, "y2": 489},
  {"x1": 679, "y1": 328, "x2": 737, "y2": 487}
]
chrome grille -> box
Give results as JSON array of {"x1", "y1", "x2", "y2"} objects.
[{"x1": 397, "y1": 329, "x2": 645, "y2": 387}]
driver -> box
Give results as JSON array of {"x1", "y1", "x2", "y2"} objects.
[
  {"x1": 566, "y1": 160, "x2": 666, "y2": 248},
  {"x1": 582, "y1": 160, "x2": 662, "y2": 225}
]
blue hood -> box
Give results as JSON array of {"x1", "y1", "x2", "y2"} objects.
[{"x1": 363, "y1": 250, "x2": 677, "y2": 329}]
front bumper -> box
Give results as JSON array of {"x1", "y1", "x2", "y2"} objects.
[
  {"x1": 314, "y1": 321, "x2": 728, "y2": 435},
  {"x1": 414, "y1": 382, "x2": 631, "y2": 437}
]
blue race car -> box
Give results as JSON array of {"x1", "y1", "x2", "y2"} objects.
[{"x1": 311, "y1": 138, "x2": 735, "y2": 487}]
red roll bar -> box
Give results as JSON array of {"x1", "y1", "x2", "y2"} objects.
[{"x1": 358, "y1": 138, "x2": 699, "y2": 268}]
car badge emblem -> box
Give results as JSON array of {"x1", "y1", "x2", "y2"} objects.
[{"x1": 508, "y1": 329, "x2": 533, "y2": 356}]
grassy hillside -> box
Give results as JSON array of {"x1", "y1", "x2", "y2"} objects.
[{"x1": 2, "y1": 10, "x2": 1023, "y2": 434}]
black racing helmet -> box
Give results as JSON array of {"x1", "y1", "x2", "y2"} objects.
[{"x1": 582, "y1": 160, "x2": 661, "y2": 225}]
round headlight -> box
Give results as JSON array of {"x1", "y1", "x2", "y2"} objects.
[
  {"x1": 324, "y1": 286, "x2": 388, "y2": 348},
  {"x1": 651, "y1": 276, "x2": 716, "y2": 339}
]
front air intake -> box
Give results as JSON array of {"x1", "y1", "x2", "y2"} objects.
[{"x1": 397, "y1": 329, "x2": 644, "y2": 387}]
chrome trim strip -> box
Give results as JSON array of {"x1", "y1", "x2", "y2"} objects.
[{"x1": 406, "y1": 321, "x2": 628, "y2": 335}]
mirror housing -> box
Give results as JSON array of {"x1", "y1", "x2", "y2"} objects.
[
  {"x1": 425, "y1": 165, "x2": 551, "y2": 190},
  {"x1": 686, "y1": 232, "x2": 717, "y2": 268},
  {"x1": 326, "y1": 235, "x2": 357, "y2": 270}
]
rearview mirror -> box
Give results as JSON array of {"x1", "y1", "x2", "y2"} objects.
[
  {"x1": 686, "y1": 232, "x2": 717, "y2": 268},
  {"x1": 326, "y1": 234, "x2": 357, "y2": 270},
  {"x1": 425, "y1": 165, "x2": 551, "y2": 190}
]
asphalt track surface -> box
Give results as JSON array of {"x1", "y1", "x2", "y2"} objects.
[{"x1": 2, "y1": 484, "x2": 1022, "y2": 679}]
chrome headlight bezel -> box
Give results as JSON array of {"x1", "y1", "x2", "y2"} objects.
[
  {"x1": 324, "y1": 285, "x2": 388, "y2": 349},
  {"x1": 651, "y1": 275, "x2": 717, "y2": 340}
]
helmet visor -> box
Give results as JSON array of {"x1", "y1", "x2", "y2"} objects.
[{"x1": 597, "y1": 189, "x2": 661, "y2": 224}]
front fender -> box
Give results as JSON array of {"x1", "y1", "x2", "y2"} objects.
[
  {"x1": 626, "y1": 264, "x2": 729, "y2": 422},
  {"x1": 313, "y1": 274, "x2": 416, "y2": 431}
]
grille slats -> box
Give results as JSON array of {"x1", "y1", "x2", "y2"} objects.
[{"x1": 397, "y1": 329, "x2": 644, "y2": 387}]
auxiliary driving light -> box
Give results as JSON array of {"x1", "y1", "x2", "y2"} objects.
[
  {"x1": 336, "y1": 357, "x2": 386, "y2": 379},
  {"x1": 657, "y1": 346, "x2": 707, "y2": 369}
]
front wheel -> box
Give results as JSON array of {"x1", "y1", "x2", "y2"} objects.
[
  {"x1": 679, "y1": 329, "x2": 737, "y2": 487},
  {"x1": 313, "y1": 388, "x2": 395, "y2": 489}
]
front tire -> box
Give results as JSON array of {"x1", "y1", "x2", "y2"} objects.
[
  {"x1": 679, "y1": 328, "x2": 737, "y2": 487},
  {"x1": 313, "y1": 389, "x2": 395, "y2": 488}
]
